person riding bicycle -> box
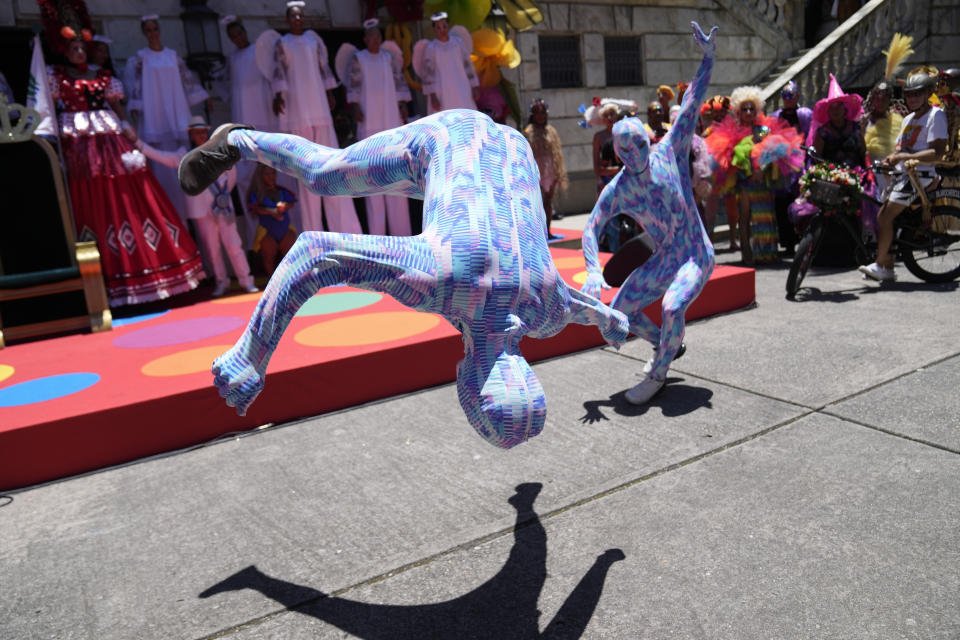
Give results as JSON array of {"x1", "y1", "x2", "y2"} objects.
[{"x1": 859, "y1": 73, "x2": 949, "y2": 282}]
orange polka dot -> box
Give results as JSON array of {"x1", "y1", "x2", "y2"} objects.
[
  {"x1": 294, "y1": 312, "x2": 442, "y2": 347},
  {"x1": 210, "y1": 292, "x2": 262, "y2": 304},
  {"x1": 0, "y1": 364, "x2": 13, "y2": 383},
  {"x1": 141, "y1": 345, "x2": 234, "y2": 377},
  {"x1": 553, "y1": 256, "x2": 586, "y2": 270}
]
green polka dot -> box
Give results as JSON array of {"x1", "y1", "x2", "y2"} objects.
[{"x1": 295, "y1": 291, "x2": 384, "y2": 317}]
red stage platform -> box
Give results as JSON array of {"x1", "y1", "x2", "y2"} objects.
[{"x1": 0, "y1": 246, "x2": 753, "y2": 490}]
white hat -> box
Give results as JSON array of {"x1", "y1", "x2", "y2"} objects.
[
  {"x1": 362, "y1": 18, "x2": 380, "y2": 30},
  {"x1": 92, "y1": 34, "x2": 112, "y2": 44},
  {"x1": 430, "y1": 11, "x2": 448, "y2": 21},
  {"x1": 220, "y1": 15, "x2": 238, "y2": 26},
  {"x1": 141, "y1": 14, "x2": 159, "y2": 22},
  {"x1": 187, "y1": 115, "x2": 209, "y2": 129},
  {"x1": 286, "y1": 1, "x2": 305, "y2": 8}
]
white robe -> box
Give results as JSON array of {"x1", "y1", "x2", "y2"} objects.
[
  {"x1": 228, "y1": 45, "x2": 275, "y2": 131},
  {"x1": 343, "y1": 48, "x2": 412, "y2": 235},
  {"x1": 124, "y1": 47, "x2": 208, "y2": 221},
  {"x1": 419, "y1": 37, "x2": 478, "y2": 114},
  {"x1": 269, "y1": 30, "x2": 359, "y2": 233}
]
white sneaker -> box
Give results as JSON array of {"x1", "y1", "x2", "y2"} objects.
[
  {"x1": 212, "y1": 282, "x2": 229, "y2": 297},
  {"x1": 242, "y1": 284, "x2": 259, "y2": 294},
  {"x1": 643, "y1": 342, "x2": 686, "y2": 375},
  {"x1": 625, "y1": 376, "x2": 665, "y2": 405},
  {"x1": 858, "y1": 263, "x2": 896, "y2": 282}
]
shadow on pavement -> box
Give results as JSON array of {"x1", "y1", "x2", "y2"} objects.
[
  {"x1": 580, "y1": 379, "x2": 714, "y2": 424},
  {"x1": 200, "y1": 483, "x2": 625, "y2": 639},
  {"x1": 790, "y1": 279, "x2": 958, "y2": 302}
]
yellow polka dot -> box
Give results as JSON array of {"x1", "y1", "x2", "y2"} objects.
[
  {"x1": 553, "y1": 256, "x2": 585, "y2": 270},
  {"x1": 0, "y1": 364, "x2": 13, "y2": 383},
  {"x1": 572, "y1": 270, "x2": 589, "y2": 285},
  {"x1": 294, "y1": 312, "x2": 442, "y2": 347},
  {"x1": 141, "y1": 345, "x2": 234, "y2": 377}
]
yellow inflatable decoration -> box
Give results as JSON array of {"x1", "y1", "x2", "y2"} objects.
[
  {"x1": 470, "y1": 27, "x2": 521, "y2": 88},
  {"x1": 385, "y1": 22, "x2": 421, "y2": 92}
]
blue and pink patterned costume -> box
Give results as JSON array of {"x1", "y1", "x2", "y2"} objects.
[
  {"x1": 212, "y1": 110, "x2": 629, "y2": 448},
  {"x1": 581, "y1": 23, "x2": 717, "y2": 391}
]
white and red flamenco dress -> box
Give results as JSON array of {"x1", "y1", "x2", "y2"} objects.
[{"x1": 50, "y1": 66, "x2": 205, "y2": 305}]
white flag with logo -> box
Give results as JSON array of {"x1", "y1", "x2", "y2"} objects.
[{"x1": 26, "y1": 35, "x2": 58, "y2": 137}]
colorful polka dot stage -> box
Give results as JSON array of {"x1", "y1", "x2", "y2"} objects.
[{"x1": 0, "y1": 246, "x2": 753, "y2": 490}]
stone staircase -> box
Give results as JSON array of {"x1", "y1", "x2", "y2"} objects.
[{"x1": 757, "y1": 0, "x2": 932, "y2": 110}]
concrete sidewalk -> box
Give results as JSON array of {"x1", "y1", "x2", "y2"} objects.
[{"x1": 1, "y1": 248, "x2": 957, "y2": 640}]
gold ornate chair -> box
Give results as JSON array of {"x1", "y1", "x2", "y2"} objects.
[{"x1": 0, "y1": 101, "x2": 111, "y2": 347}]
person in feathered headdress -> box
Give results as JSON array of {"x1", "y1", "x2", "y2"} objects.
[
  {"x1": 705, "y1": 85, "x2": 805, "y2": 264},
  {"x1": 38, "y1": 0, "x2": 206, "y2": 304}
]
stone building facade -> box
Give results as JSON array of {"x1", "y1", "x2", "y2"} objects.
[{"x1": 3, "y1": 0, "x2": 805, "y2": 213}]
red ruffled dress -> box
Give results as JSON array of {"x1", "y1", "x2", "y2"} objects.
[{"x1": 50, "y1": 66, "x2": 205, "y2": 306}]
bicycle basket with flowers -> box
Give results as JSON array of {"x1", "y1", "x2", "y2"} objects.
[{"x1": 798, "y1": 163, "x2": 866, "y2": 216}]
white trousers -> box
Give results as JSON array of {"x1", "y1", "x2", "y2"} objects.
[
  {"x1": 289, "y1": 123, "x2": 361, "y2": 234},
  {"x1": 194, "y1": 214, "x2": 254, "y2": 288},
  {"x1": 365, "y1": 194, "x2": 411, "y2": 236}
]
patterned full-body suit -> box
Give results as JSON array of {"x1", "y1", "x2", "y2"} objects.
[
  {"x1": 581, "y1": 23, "x2": 717, "y2": 387},
  {"x1": 212, "y1": 110, "x2": 629, "y2": 448}
]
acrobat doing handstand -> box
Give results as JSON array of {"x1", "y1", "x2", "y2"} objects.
[
  {"x1": 178, "y1": 109, "x2": 629, "y2": 449},
  {"x1": 581, "y1": 22, "x2": 718, "y2": 405}
]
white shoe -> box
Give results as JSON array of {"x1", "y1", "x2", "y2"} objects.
[
  {"x1": 242, "y1": 284, "x2": 259, "y2": 294},
  {"x1": 643, "y1": 342, "x2": 686, "y2": 375},
  {"x1": 625, "y1": 376, "x2": 665, "y2": 405},
  {"x1": 212, "y1": 282, "x2": 229, "y2": 297},
  {"x1": 858, "y1": 263, "x2": 896, "y2": 282}
]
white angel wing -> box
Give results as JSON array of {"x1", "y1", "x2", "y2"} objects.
[
  {"x1": 411, "y1": 38, "x2": 429, "y2": 79},
  {"x1": 450, "y1": 25, "x2": 473, "y2": 57},
  {"x1": 254, "y1": 29, "x2": 282, "y2": 80},
  {"x1": 381, "y1": 40, "x2": 403, "y2": 71},
  {"x1": 334, "y1": 42, "x2": 358, "y2": 85}
]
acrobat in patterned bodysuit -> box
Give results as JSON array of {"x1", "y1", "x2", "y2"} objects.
[
  {"x1": 202, "y1": 110, "x2": 629, "y2": 449},
  {"x1": 580, "y1": 22, "x2": 718, "y2": 405}
]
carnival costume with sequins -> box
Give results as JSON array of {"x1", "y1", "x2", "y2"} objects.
[
  {"x1": 211, "y1": 109, "x2": 629, "y2": 449},
  {"x1": 705, "y1": 106, "x2": 805, "y2": 262},
  {"x1": 581, "y1": 23, "x2": 718, "y2": 386},
  {"x1": 50, "y1": 66, "x2": 204, "y2": 305}
]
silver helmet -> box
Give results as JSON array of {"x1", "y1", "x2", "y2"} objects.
[{"x1": 904, "y1": 73, "x2": 936, "y2": 92}]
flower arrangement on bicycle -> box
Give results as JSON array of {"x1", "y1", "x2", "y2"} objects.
[{"x1": 797, "y1": 162, "x2": 867, "y2": 218}]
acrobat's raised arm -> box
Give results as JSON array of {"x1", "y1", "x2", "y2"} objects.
[
  {"x1": 661, "y1": 22, "x2": 717, "y2": 159},
  {"x1": 580, "y1": 183, "x2": 619, "y2": 298}
]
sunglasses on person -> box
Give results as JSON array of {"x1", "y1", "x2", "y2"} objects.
[{"x1": 780, "y1": 90, "x2": 796, "y2": 100}]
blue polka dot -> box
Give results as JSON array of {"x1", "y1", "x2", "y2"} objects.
[
  {"x1": 0, "y1": 373, "x2": 100, "y2": 407},
  {"x1": 112, "y1": 310, "x2": 170, "y2": 327}
]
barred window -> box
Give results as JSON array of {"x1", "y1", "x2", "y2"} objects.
[
  {"x1": 604, "y1": 36, "x2": 643, "y2": 87},
  {"x1": 539, "y1": 36, "x2": 582, "y2": 89}
]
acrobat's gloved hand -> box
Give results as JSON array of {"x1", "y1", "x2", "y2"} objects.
[
  {"x1": 580, "y1": 271, "x2": 608, "y2": 300},
  {"x1": 692, "y1": 21, "x2": 718, "y2": 57}
]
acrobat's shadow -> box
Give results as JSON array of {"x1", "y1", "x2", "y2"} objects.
[
  {"x1": 580, "y1": 378, "x2": 714, "y2": 424},
  {"x1": 200, "y1": 483, "x2": 625, "y2": 639}
]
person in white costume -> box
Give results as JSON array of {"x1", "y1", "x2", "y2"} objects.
[
  {"x1": 129, "y1": 116, "x2": 258, "y2": 298},
  {"x1": 413, "y1": 12, "x2": 479, "y2": 114},
  {"x1": 336, "y1": 18, "x2": 412, "y2": 236},
  {"x1": 221, "y1": 15, "x2": 283, "y2": 249},
  {"x1": 254, "y1": 0, "x2": 361, "y2": 234},
  {"x1": 124, "y1": 14, "x2": 209, "y2": 222}
]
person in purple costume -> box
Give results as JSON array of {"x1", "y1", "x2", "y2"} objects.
[{"x1": 581, "y1": 22, "x2": 718, "y2": 405}]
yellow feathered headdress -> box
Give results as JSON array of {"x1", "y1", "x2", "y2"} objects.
[{"x1": 883, "y1": 33, "x2": 914, "y2": 82}]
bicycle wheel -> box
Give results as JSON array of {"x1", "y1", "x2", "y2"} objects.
[
  {"x1": 786, "y1": 217, "x2": 823, "y2": 298},
  {"x1": 901, "y1": 208, "x2": 960, "y2": 283}
]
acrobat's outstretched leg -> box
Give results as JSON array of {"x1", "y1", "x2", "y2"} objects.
[
  {"x1": 645, "y1": 258, "x2": 707, "y2": 381},
  {"x1": 213, "y1": 232, "x2": 438, "y2": 415},
  {"x1": 228, "y1": 128, "x2": 425, "y2": 200},
  {"x1": 609, "y1": 251, "x2": 676, "y2": 344}
]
